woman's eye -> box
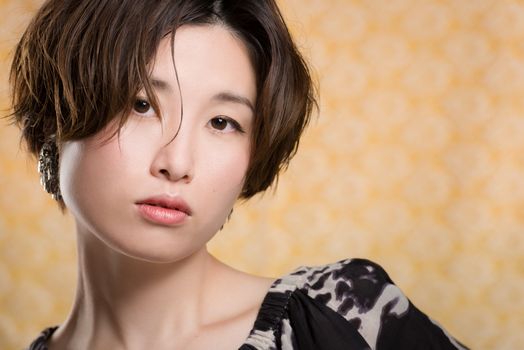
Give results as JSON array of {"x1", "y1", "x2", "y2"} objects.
[
  {"x1": 210, "y1": 117, "x2": 228, "y2": 130},
  {"x1": 209, "y1": 116, "x2": 244, "y2": 133},
  {"x1": 133, "y1": 99, "x2": 151, "y2": 114}
]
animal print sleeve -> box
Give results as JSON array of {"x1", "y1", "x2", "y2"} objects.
[{"x1": 298, "y1": 258, "x2": 469, "y2": 350}]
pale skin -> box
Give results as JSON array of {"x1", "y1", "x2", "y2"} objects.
[{"x1": 48, "y1": 24, "x2": 275, "y2": 350}]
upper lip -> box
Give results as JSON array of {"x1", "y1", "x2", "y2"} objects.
[{"x1": 136, "y1": 195, "x2": 192, "y2": 215}]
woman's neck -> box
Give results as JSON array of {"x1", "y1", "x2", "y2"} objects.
[{"x1": 52, "y1": 225, "x2": 231, "y2": 349}]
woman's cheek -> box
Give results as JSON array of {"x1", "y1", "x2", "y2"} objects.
[{"x1": 211, "y1": 141, "x2": 250, "y2": 187}]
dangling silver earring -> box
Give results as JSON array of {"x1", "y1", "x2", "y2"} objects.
[{"x1": 38, "y1": 140, "x2": 62, "y2": 201}]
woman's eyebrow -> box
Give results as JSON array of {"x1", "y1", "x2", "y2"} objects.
[
  {"x1": 150, "y1": 78, "x2": 254, "y2": 112},
  {"x1": 151, "y1": 78, "x2": 172, "y2": 92},
  {"x1": 212, "y1": 92, "x2": 254, "y2": 112}
]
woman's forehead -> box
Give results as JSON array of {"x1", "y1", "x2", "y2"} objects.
[{"x1": 150, "y1": 25, "x2": 257, "y2": 107}]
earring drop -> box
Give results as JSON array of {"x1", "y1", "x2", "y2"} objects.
[{"x1": 38, "y1": 140, "x2": 62, "y2": 201}]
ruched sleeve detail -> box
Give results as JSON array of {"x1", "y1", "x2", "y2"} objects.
[
  {"x1": 240, "y1": 269, "x2": 305, "y2": 350},
  {"x1": 27, "y1": 326, "x2": 57, "y2": 350}
]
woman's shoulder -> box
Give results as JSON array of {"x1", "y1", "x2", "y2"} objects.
[
  {"x1": 243, "y1": 258, "x2": 469, "y2": 350},
  {"x1": 286, "y1": 257, "x2": 398, "y2": 300},
  {"x1": 276, "y1": 258, "x2": 414, "y2": 347},
  {"x1": 269, "y1": 258, "x2": 407, "y2": 318}
]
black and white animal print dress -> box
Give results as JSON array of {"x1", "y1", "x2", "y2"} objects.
[{"x1": 28, "y1": 259, "x2": 468, "y2": 349}]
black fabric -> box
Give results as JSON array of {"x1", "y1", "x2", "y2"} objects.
[
  {"x1": 27, "y1": 326, "x2": 58, "y2": 350},
  {"x1": 376, "y1": 301, "x2": 468, "y2": 350},
  {"x1": 286, "y1": 289, "x2": 371, "y2": 350},
  {"x1": 250, "y1": 285, "x2": 293, "y2": 334}
]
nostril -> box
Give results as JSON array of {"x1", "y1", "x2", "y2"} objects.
[{"x1": 152, "y1": 162, "x2": 193, "y2": 182}]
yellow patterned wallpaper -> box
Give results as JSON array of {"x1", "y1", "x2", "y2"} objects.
[{"x1": 1, "y1": 0, "x2": 524, "y2": 349}]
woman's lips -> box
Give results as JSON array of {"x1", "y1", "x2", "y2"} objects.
[
  {"x1": 135, "y1": 196, "x2": 191, "y2": 226},
  {"x1": 137, "y1": 204, "x2": 188, "y2": 225}
]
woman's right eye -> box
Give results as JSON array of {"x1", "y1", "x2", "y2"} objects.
[{"x1": 133, "y1": 99, "x2": 151, "y2": 115}]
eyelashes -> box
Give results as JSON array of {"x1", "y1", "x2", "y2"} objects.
[
  {"x1": 209, "y1": 116, "x2": 245, "y2": 133},
  {"x1": 132, "y1": 98, "x2": 245, "y2": 134}
]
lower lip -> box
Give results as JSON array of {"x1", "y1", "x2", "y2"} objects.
[{"x1": 136, "y1": 204, "x2": 188, "y2": 226}]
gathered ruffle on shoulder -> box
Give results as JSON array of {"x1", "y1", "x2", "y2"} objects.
[{"x1": 27, "y1": 326, "x2": 58, "y2": 350}]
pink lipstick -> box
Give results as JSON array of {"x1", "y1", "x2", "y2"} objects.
[{"x1": 135, "y1": 196, "x2": 191, "y2": 226}]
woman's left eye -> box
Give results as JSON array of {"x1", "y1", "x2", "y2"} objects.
[
  {"x1": 133, "y1": 98, "x2": 154, "y2": 116},
  {"x1": 209, "y1": 116, "x2": 244, "y2": 133}
]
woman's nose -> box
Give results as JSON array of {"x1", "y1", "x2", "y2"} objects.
[{"x1": 149, "y1": 127, "x2": 195, "y2": 183}]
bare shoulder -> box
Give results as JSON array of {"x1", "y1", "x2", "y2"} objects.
[
  {"x1": 205, "y1": 256, "x2": 275, "y2": 321},
  {"x1": 187, "y1": 257, "x2": 275, "y2": 350}
]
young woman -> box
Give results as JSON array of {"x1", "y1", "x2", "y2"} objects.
[{"x1": 10, "y1": 0, "x2": 468, "y2": 349}]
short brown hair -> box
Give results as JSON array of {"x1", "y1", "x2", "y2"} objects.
[{"x1": 9, "y1": 0, "x2": 317, "y2": 202}]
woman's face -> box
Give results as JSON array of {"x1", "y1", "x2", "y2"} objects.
[{"x1": 59, "y1": 25, "x2": 256, "y2": 263}]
